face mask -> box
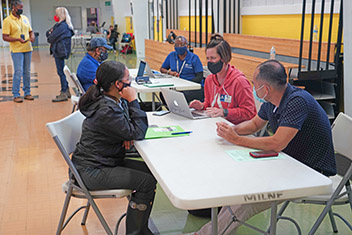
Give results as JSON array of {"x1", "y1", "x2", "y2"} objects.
[
  {"x1": 54, "y1": 15, "x2": 60, "y2": 22},
  {"x1": 99, "y1": 49, "x2": 109, "y2": 62},
  {"x1": 16, "y1": 8, "x2": 23, "y2": 15},
  {"x1": 117, "y1": 81, "x2": 131, "y2": 92},
  {"x1": 175, "y1": 46, "x2": 187, "y2": 55},
  {"x1": 207, "y1": 60, "x2": 224, "y2": 74},
  {"x1": 253, "y1": 85, "x2": 268, "y2": 103}
]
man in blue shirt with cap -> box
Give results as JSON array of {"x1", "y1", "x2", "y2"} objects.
[{"x1": 77, "y1": 37, "x2": 112, "y2": 91}]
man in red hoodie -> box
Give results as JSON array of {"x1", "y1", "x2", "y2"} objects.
[{"x1": 189, "y1": 34, "x2": 256, "y2": 125}]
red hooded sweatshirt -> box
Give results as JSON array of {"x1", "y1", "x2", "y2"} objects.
[{"x1": 203, "y1": 65, "x2": 256, "y2": 124}]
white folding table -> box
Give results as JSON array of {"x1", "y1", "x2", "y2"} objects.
[
  {"x1": 134, "y1": 113, "x2": 332, "y2": 235},
  {"x1": 129, "y1": 68, "x2": 201, "y2": 110}
]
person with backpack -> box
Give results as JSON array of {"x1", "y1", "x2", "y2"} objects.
[{"x1": 107, "y1": 25, "x2": 119, "y2": 52}]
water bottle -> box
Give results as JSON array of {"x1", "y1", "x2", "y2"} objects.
[
  {"x1": 270, "y1": 46, "x2": 276, "y2": 60},
  {"x1": 313, "y1": 25, "x2": 318, "y2": 42}
]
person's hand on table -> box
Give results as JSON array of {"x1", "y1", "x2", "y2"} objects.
[
  {"x1": 168, "y1": 71, "x2": 179, "y2": 77},
  {"x1": 216, "y1": 122, "x2": 239, "y2": 144},
  {"x1": 123, "y1": 140, "x2": 134, "y2": 150},
  {"x1": 206, "y1": 107, "x2": 224, "y2": 117},
  {"x1": 189, "y1": 100, "x2": 204, "y2": 110}
]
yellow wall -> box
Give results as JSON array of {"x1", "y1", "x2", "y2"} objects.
[
  {"x1": 242, "y1": 14, "x2": 341, "y2": 42},
  {"x1": 125, "y1": 16, "x2": 134, "y2": 33},
  {"x1": 179, "y1": 16, "x2": 212, "y2": 33},
  {"x1": 153, "y1": 17, "x2": 163, "y2": 42},
  {"x1": 125, "y1": 16, "x2": 135, "y2": 49}
]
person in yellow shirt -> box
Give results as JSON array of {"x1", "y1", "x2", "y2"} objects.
[{"x1": 2, "y1": 0, "x2": 35, "y2": 103}]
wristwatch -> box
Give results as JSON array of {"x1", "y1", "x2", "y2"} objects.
[{"x1": 223, "y1": 109, "x2": 228, "y2": 117}]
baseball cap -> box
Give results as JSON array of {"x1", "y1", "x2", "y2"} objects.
[{"x1": 89, "y1": 37, "x2": 113, "y2": 50}]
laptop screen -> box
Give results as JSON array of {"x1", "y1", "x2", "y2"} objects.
[{"x1": 137, "y1": 61, "x2": 146, "y2": 77}]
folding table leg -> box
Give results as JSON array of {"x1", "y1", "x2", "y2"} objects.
[
  {"x1": 211, "y1": 207, "x2": 218, "y2": 235},
  {"x1": 269, "y1": 202, "x2": 278, "y2": 235}
]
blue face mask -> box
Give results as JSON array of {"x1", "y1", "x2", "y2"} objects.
[
  {"x1": 253, "y1": 85, "x2": 267, "y2": 103},
  {"x1": 175, "y1": 46, "x2": 187, "y2": 55}
]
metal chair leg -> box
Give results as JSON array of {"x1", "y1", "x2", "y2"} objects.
[
  {"x1": 328, "y1": 209, "x2": 338, "y2": 233},
  {"x1": 81, "y1": 201, "x2": 91, "y2": 225},
  {"x1": 56, "y1": 186, "x2": 73, "y2": 235},
  {"x1": 71, "y1": 104, "x2": 76, "y2": 113},
  {"x1": 86, "y1": 196, "x2": 113, "y2": 235}
]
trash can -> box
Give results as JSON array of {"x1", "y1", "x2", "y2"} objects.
[{"x1": 33, "y1": 32, "x2": 39, "y2": 48}]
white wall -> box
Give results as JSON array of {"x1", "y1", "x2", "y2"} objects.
[
  {"x1": 29, "y1": 0, "x2": 114, "y2": 45},
  {"x1": 343, "y1": 1, "x2": 352, "y2": 116},
  {"x1": 112, "y1": 0, "x2": 132, "y2": 40},
  {"x1": 241, "y1": 0, "x2": 341, "y2": 15},
  {"x1": 130, "y1": 0, "x2": 148, "y2": 59}
]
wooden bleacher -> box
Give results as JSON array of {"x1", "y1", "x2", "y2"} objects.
[
  {"x1": 167, "y1": 29, "x2": 336, "y2": 62},
  {"x1": 145, "y1": 39, "x2": 300, "y2": 82}
]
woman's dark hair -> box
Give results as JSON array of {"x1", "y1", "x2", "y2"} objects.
[
  {"x1": 206, "y1": 34, "x2": 232, "y2": 63},
  {"x1": 78, "y1": 61, "x2": 126, "y2": 109}
]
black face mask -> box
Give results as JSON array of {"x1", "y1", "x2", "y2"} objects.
[
  {"x1": 16, "y1": 9, "x2": 23, "y2": 15},
  {"x1": 99, "y1": 49, "x2": 108, "y2": 62},
  {"x1": 207, "y1": 60, "x2": 224, "y2": 74},
  {"x1": 117, "y1": 82, "x2": 131, "y2": 92}
]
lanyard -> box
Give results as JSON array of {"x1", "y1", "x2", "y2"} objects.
[
  {"x1": 15, "y1": 18, "x2": 24, "y2": 34},
  {"x1": 211, "y1": 85, "x2": 230, "y2": 109},
  {"x1": 176, "y1": 58, "x2": 186, "y2": 76}
]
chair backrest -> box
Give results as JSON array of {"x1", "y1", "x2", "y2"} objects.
[
  {"x1": 46, "y1": 111, "x2": 85, "y2": 157},
  {"x1": 64, "y1": 65, "x2": 80, "y2": 96},
  {"x1": 71, "y1": 72, "x2": 86, "y2": 95},
  {"x1": 46, "y1": 111, "x2": 87, "y2": 188},
  {"x1": 332, "y1": 112, "x2": 352, "y2": 161}
]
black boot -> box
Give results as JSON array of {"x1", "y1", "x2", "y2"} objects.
[{"x1": 126, "y1": 196, "x2": 154, "y2": 235}]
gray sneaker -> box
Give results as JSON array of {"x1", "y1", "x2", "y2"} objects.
[
  {"x1": 55, "y1": 90, "x2": 71, "y2": 99},
  {"x1": 65, "y1": 89, "x2": 71, "y2": 98},
  {"x1": 52, "y1": 92, "x2": 68, "y2": 102}
]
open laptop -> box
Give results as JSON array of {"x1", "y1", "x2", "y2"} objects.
[
  {"x1": 141, "y1": 60, "x2": 172, "y2": 78},
  {"x1": 162, "y1": 89, "x2": 209, "y2": 119},
  {"x1": 135, "y1": 61, "x2": 151, "y2": 84}
]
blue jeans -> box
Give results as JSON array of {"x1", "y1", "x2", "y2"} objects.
[
  {"x1": 54, "y1": 57, "x2": 68, "y2": 92},
  {"x1": 109, "y1": 38, "x2": 117, "y2": 50},
  {"x1": 11, "y1": 51, "x2": 32, "y2": 97}
]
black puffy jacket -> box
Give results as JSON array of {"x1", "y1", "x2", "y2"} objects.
[{"x1": 72, "y1": 96, "x2": 148, "y2": 169}]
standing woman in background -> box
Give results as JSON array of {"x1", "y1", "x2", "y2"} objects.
[{"x1": 46, "y1": 7, "x2": 74, "y2": 102}]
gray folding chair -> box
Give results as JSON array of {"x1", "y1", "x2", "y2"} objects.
[
  {"x1": 276, "y1": 112, "x2": 352, "y2": 234},
  {"x1": 46, "y1": 111, "x2": 132, "y2": 235},
  {"x1": 71, "y1": 72, "x2": 86, "y2": 96},
  {"x1": 63, "y1": 66, "x2": 86, "y2": 113}
]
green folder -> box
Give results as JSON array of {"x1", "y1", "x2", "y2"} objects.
[
  {"x1": 145, "y1": 125, "x2": 189, "y2": 139},
  {"x1": 143, "y1": 83, "x2": 174, "y2": 88}
]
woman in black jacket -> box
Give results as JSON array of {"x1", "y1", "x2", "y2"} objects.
[
  {"x1": 72, "y1": 61, "x2": 157, "y2": 235},
  {"x1": 46, "y1": 7, "x2": 74, "y2": 102}
]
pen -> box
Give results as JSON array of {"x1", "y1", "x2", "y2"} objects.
[{"x1": 171, "y1": 131, "x2": 192, "y2": 135}]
